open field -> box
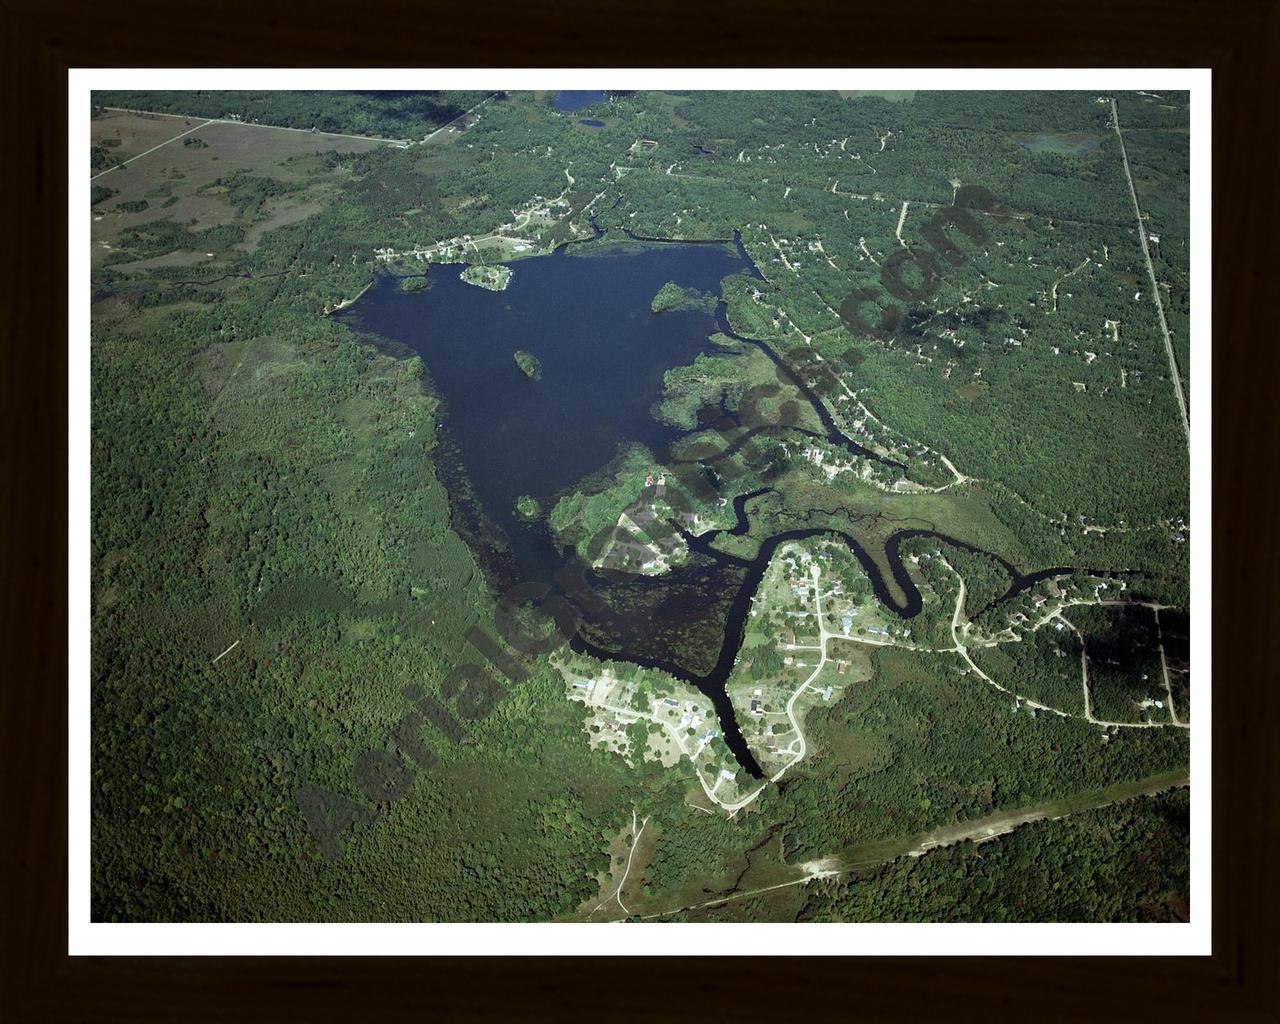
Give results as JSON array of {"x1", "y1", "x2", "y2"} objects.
[
  {"x1": 91, "y1": 112, "x2": 382, "y2": 269},
  {"x1": 91, "y1": 107, "x2": 205, "y2": 166}
]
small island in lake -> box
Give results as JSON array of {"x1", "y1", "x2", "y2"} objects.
[
  {"x1": 514, "y1": 494, "x2": 541, "y2": 519},
  {"x1": 397, "y1": 274, "x2": 429, "y2": 293},
  {"x1": 460, "y1": 264, "x2": 513, "y2": 291},
  {"x1": 513, "y1": 349, "x2": 543, "y2": 380},
  {"x1": 650, "y1": 280, "x2": 716, "y2": 314}
]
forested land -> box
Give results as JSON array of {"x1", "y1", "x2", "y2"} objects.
[
  {"x1": 89, "y1": 89, "x2": 1191, "y2": 923},
  {"x1": 797, "y1": 788, "x2": 1190, "y2": 922}
]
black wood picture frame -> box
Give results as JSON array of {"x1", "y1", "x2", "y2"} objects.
[{"x1": 3, "y1": 1, "x2": 1276, "y2": 1019}]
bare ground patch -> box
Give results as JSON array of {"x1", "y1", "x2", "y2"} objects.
[
  {"x1": 237, "y1": 195, "x2": 325, "y2": 251},
  {"x1": 109, "y1": 249, "x2": 217, "y2": 274}
]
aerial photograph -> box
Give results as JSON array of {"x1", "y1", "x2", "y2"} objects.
[{"x1": 88, "y1": 87, "x2": 1193, "y2": 925}]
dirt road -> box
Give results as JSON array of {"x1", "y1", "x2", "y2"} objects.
[{"x1": 1111, "y1": 97, "x2": 1190, "y2": 446}]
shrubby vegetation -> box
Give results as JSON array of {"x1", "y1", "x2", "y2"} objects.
[
  {"x1": 397, "y1": 275, "x2": 429, "y2": 293},
  {"x1": 650, "y1": 280, "x2": 717, "y2": 314},
  {"x1": 513, "y1": 349, "x2": 542, "y2": 380}
]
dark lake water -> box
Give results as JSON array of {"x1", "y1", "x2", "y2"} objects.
[
  {"x1": 553, "y1": 91, "x2": 607, "y2": 113},
  {"x1": 337, "y1": 240, "x2": 749, "y2": 584}
]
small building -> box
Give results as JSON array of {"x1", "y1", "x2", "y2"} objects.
[{"x1": 750, "y1": 700, "x2": 763, "y2": 716}]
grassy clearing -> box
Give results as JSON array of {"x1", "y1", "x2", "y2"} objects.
[
  {"x1": 91, "y1": 108, "x2": 202, "y2": 165},
  {"x1": 91, "y1": 115, "x2": 380, "y2": 268}
]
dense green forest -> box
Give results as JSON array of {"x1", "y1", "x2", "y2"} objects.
[
  {"x1": 89, "y1": 89, "x2": 1192, "y2": 923},
  {"x1": 797, "y1": 789, "x2": 1190, "y2": 922},
  {"x1": 766, "y1": 647, "x2": 1186, "y2": 859}
]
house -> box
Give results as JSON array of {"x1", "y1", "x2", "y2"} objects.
[
  {"x1": 750, "y1": 700, "x2": 763, "y2": 716},
  {"x1": 753, "y1": 687, "x2": 763, "y2": 697},
  {"x1": 837, "y1": 660, "x2": 847, "y2": 675}
]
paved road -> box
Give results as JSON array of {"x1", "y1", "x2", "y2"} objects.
[
  {"x1": 91, "y1": 118, "x2": 213, "y2": 180},
  {"x1": 1111, "y1": 97, "x2": 1190, "y2": 447},
  {"x1": 100, "y1": 107, "x2": 409, "y2": 147},
  {"x1": 419, "y1": 93, "x2": 499, "y2": 144}
]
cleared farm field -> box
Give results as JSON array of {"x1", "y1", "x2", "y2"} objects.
[
  {"x1": 91, "y1": 108, "x2": 207, "y2": 166},
  {"x1": 90, "y1": 113, "x2": 383, "y2": 268}
]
